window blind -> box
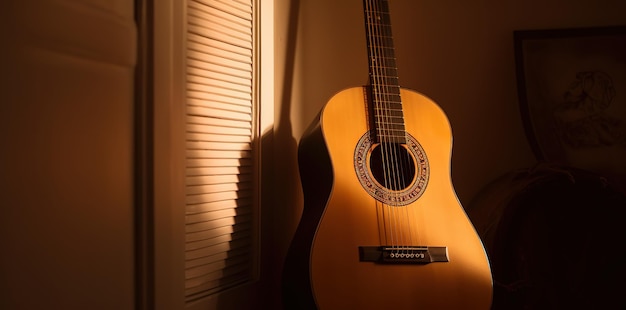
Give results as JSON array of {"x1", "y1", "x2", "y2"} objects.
[{"x1": 184, "y1": 0, "x2": 257, "y2": 303}]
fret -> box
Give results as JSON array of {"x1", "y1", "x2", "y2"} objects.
[
  {"x1": 376, "y1": 129, "x2": 407, "y2": 136},
  {"x1": 371, "y1": 89, "x2": 400, "y2": 94},
  {"x1": 371, "y1": 86, "x2": 400, "y2": 92},
  {"x1": 369, "y1": 61, "x2": 397, "y2": 66},
  {"x1": 371, "y1": 81, "x2": 399, "y2": 86},
  {"x1": 374, "y1": 114, "x2": 404, "y2": 123},
  {"x1": 369, "y1": 63, "x2": 397, "y2": 69},
  {"x1": 371, "y1": 85, "x2": 400, "y2": 93},
  {"x1": 370, "y1": 61, "x2": 397, "y2": 68},
  {"x1": 369, "y1": 69, "x2": 398, "y2": 75},
  {"x1": 374, "y1": 107, "x2": 404, "y2": 116},
  {"x1": 374, "y1": 106, "x2": 402, "y2": 115},
  {"x1": 364, "y1": 10, "x2": 391, "y2": 22},
  {"x1": 374, "y1": 109, "x2": 404, "y2": 115},
  {"x1": 369, "y1": 52, "x2": 396, "y2": 58},
  {"x1": 369, "y1": 37, "x2": 393, "y2": 44},
  {"x1": 375, "y1": 116, "x2": 404, "y2": 122},
  {"x1": 369, "y1": 56, "x2": 396, "y2": 62},
  {"x1": 375, "y1": 119, "x2": 405, "y2": 127},
  {"x1": 369, "y1": 67, "x2": 398, "y2": 75},
  {"x1": 376, "y1": 132, "x2": 407, "y2": 144},
  {"x1": 371, "y1": 100, "x2": 401, "y2": 105},
  {"x1": 372, "y1": 102, "x2": 402, "y2": 109},
  {"x1": 377, "y1": 129, "x2": 405, "y2": 137},
  {"x1": 376, "y1": 99, "x2": 400, "y2": 104},
  {"x1": 369, "y1": 71, "x2": 399, "y2": 79},
  {"x1": 371, "y1": 80, "x2": 399, "y2": 84},
  {"x1": 369, "y1": 37, "x2": 393, "y2": 42},
  {"x1": 371, "y1": 52, "x2": 394, "y2": 59},
  {"x1": 370, "y1": 92, "x2": 401, "y2": 102},
  {"x1": 374, "y1": 116, "x2": 403, "y2": 123},
  {"x1": 371, "y1": 91, "x2": 401, "y2": 98}
]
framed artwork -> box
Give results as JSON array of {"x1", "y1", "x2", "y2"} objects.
[{"x1": 514, "y1": 26, "x2": 626, "y2": 177}]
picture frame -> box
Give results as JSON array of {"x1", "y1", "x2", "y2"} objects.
[{"x1": 514, "y1": 26, "x2": 626, "y2": 177}]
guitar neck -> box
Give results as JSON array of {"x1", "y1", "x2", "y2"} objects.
[{"x1": 364, "y1": 0, "x2": 406, "y2": 144}]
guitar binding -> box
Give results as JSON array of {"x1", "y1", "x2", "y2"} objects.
[{"x1": 359, "y1": 246, "x2": 449, "y2": 264}]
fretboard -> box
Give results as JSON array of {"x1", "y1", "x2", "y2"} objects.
[{"x1": 364, "y1": 0, "x2": 405, "y2": 144}]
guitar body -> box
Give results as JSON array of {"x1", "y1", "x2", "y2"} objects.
[{"x1": 284, "y1": 86, "x2": 493, "y2": 309}]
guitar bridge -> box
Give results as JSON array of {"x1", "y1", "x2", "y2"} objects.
[{"x1": 359, "y1": 246, "x2": 449, "y2": 264}]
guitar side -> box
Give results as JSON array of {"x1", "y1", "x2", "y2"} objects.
[
  {"x1": 286, "y1": 86, "x2": 493, "y2": 309},
  {"x1": 282, "y1": 107, "x2": 334, "y2": 310}
]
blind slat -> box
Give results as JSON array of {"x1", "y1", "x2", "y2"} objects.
[
  {"x1": 186, "y1": 120, "x2": 252, "y2": 133},
  {"x1": 186, "y1": 199, "x2": 252, "y2": 216},
  {"x1": 186, "y1": 141, "x2": 251, "y2": 152},
  {"x1": 187, "y1": 45, "x2": 251, "y2": 70},
  {"x1": 186, "y1": 246, "x2": 249, "y2": 269},
  {"x1": 186, "y1": 215, "x2": 250, "y2": 235},
  {"x1": 186, "y1": 252, "x2": 250, "y2": 280},
  {"x1": 186, "y1": 223, "x2": 249, "y2": 242},
  {"x1": 188, "y1": 72, "x2": 251, "y2": 93},
  {"x1": 195, "y1": 0, "x2": 252, "y2": 20},
  {"x1": 186, "y1": 214, "x2": 253, "y2": 232},
  {"x1": 186, "y1": 228, "x2": 250, "y2": 252},
  {"x1": 185, "y1": 237, "x2": 250, "y2": 261},
  {"x1": 186, "y1": 206, "x2": 253, "y2": 226},
  {"x1": 186, "y1": 174, "x2": 252, "y2": 186},
  {"x1": 188, "y1": 23, "x2": 251, "y2": 50},
  {"x1": 186, "y1": 149, "x2": 252, "y2": 160},
  {"x1": 187, "y1": 97, "x2": 251, "y2": 113},
  {"x1": 186, "y1": 185, "x2": 253, "y2": 198},
  {"x1": 186, "y1": 166, "x2": 252, "y2": 176},
  {"x1": 233, "y1": 0, "x2": 253, "y2": 8},
  {"x1": 188, "y1": 66, "x2": 250, "y2": 87},
  {"x1": 186, "y1": 158, "x2": 252, "y2": 168},
  {"x1": 186, "y1": 257, "x2": 251, "y2": 286},
  {"x1": 188, "y1": 7, "x2": 252, "y2": 36},
  {"x1": 186, "y1": 190, "x2": 253, "y2": 205},
  {"x1": 186, "y1": 133, "x2": 252, "y2": 144},
  {"x1": 189, "y1": 1, "x2": 251, "y2": 28},
  {"x1": 187, "y1": 124, "x2": 251, "y2": 138},
  {"x1": 187, "y1": 107, "x2": 252, "y2": 123},
  {"x1": 188, "y1": 83, "x2": 252, "y2": 101},
  {"x1": 185, "y1": 272, "x2": 249, "y2": 301},
  {"x1": 190, "y1": 1, "x2": 251, "y2": 25},
  {"x1": 187, "y1": 58, "x2": 251, "y2": 80},
  {"x1": 188, "y1": 33, "x2": 251, "y2": 58},
  {"x1": 187, "y1": 124, "x2": 251, "y2": 136},
  {"x1": 214, "y1": 0, "x2": 253, "y2": 15},
  {"x1": 187, "y1": 91, "x2": 252, "y2": 108}
]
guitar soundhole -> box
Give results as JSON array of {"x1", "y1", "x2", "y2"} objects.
[
  {"x1": 369, "y1": 143, "x2": 416, "y2": 191},
  {"x1": 354, "y1": 132, "x2": 429, "y2": 205}
]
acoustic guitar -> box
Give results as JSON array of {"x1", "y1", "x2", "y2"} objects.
[{"x1": 283, "y1": 0, "x2": 493, "y2": 308}]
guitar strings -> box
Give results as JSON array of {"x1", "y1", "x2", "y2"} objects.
[
  {"x1": 374, "y1": 1, "x2": 403, "y2": 249},
  {"x1": 379, "y1": 0, "x2": 412, "y2": 253},
  {"x1": 368, "y1": 0, "x2": 398, "y2": 252},
  {"x1": 381, "y1": 0, "x2": 417, "y2": 253},
  {"x1": 369, "y1": 0, "x2": 400, "y2": 251},
  {"x1": 367, "y1": 0, "x2": 393, "y2": 249},
  {"x1": 367, "y1": 0, "x2": 417, "y2": 254}
]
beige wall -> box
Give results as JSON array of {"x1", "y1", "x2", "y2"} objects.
[{"x1": 0, "y1": 1, "x2": 136, "y2": 309}]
